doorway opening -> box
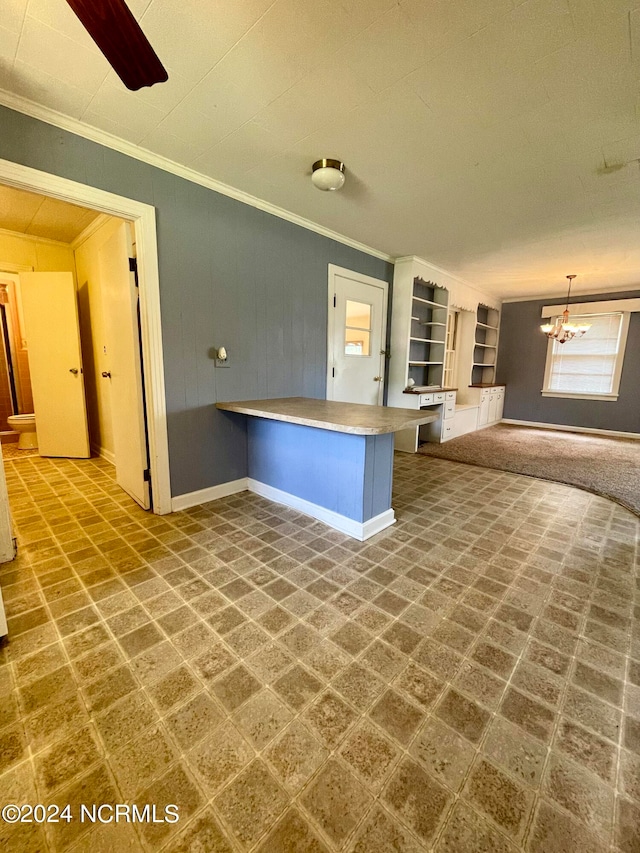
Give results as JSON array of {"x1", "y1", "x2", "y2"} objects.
[
  {"x1": 0, "y1": 158, "x2": 170, "y2": 518},
  {"x1": 0, "y1": 276, "x2": 25, "y2": 431},
  {"x1": 0, "y1": 214, "x2": 151, "y2": 508}
]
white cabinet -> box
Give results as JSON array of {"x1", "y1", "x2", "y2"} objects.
[
  {"x1": 475, "y1": 386, "x2": 505, "y2": 430},
  {"x1": 418, "y1": 390, "x2": 457, "y2": 444},
  {"x1": 446, "y1": 405, "x2": 479, "y2": 441},
  {"x1": 478, "y1": 394, "x2": 490, "y2": 426},
  {"x1": 488, "y1": 393, "x2": 498, "y2": 423}
]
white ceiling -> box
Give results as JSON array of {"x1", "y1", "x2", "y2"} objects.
[
  {"x1": 0, "y1": 183, "x2": 100, "y2": 243},
  {"x1": 1, "y1": 0, "x2": 639, "y2": 299}
]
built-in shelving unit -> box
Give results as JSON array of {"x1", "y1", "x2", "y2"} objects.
[
  {"x1": 407, "y1": 278, "x2": 448, "y2": 388},
  {"x1": 388, "y1": 256, "x2": 504, "y2": 451},
  {"x1": 471, "y1": 304, "x2": 499, "y2": 386}
]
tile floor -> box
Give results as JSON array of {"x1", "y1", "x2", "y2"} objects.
[{"x1": 0, "y1": 453, "x2": 638, "y2": 852}]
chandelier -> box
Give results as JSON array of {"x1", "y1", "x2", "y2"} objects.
[{"x1": 540, "y1": 275, "x2": 590, "y2": 344}]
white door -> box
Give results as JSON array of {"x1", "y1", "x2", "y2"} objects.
[
  {"x1": 0, "y1": 444, "x2": 13, "y2": 634},
  {"x1": 0, "y1": 443, "x2": 14, "y2": 569},
  {"x1": 327, "y1": 266, "x2": 388, "y2": 405},
  {"x1": 99, "y1": 223, "x2": 150, "y2": 510},
  {"x1": 19, "y1": 272, "x2": 90, "y2": 457}
]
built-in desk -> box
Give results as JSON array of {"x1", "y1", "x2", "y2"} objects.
[{"x1": 216, "y1": 397, "x2": 437, "y2": 540}]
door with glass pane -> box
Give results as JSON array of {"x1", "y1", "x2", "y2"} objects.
[{"x1": 327, "y1": 266, "x2": 388, "y2": 405}]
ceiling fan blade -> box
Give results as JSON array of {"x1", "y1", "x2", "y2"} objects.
[{"x1": 65, "y1": 0, "x2": 168, "y2": 91}]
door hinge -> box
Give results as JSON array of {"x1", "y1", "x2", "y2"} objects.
[
  {"x1": 143, "y1": 468, "x2": 151, "y2": 482},
  {"x1": 333, "y1": 294, "x2": 336, "y2": 307},
  {"x1": 129, "y1": 257, "x2": 139, "y2": 288}
]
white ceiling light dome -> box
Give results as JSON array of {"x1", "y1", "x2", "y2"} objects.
[{"x1": 311, "y1": 159, "x2": 346, "y2": 191}]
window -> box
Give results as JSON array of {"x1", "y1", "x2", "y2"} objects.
[
  {"x1": 344, "y1": 299, "x2": 372, "y2": 356},
  {"x1": 542, "y1": 312, "x2": 630, "y2": 400}
]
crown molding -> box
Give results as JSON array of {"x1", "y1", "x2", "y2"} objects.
[
  {"x1": 0, "y1": 263, "x2": 32, "y2": 275},
  {"x1": 0, "y1": 90, "x2": 393, "y2": 264},
  {"x1": 540, "y1": 297, "x2": 640, "y2": 316},
  {"x1": 394, "y1": 255, "x2": 499, "y2": 301},
  {"x1": 503, "y1": 284, "x2": 640, "y2": 303},
  {"x1": 71, "y1": 213, "x2": 112, "y2": 250},
  {"x1": 0, "y1": 225, "x2": 71, "y2": 248}
]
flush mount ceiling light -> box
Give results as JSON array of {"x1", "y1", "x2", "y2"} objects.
[
  {"x1": 311, "y1": 159, "x2": 346, "y2": 191},
  {"x1": 540, "y1": 275, "x2": 591, "y2": 344}
]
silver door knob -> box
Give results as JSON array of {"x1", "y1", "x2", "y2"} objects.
[
  {"x1": 373, "y1": 376, "x2": 382, "y2": 381},
  {"x1": 69, "y1": 368, "x2": 78, "y2": 374},
  {"x1": 101, "y1": 371, "x2": 111, "y2": 378}
]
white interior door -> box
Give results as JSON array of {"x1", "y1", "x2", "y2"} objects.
[
  {"x1": 0, "y1": 443, "x2": 14, "y2": 569},
  {"x1": 19, "y1": 272, "x2": 90, "y2": 457},
  {"x1": 100, "y1": 223, "x2": 150, "y2": 510},
  {"x1": 327, "y1": 266, "x2": 388, "y2": 405}
]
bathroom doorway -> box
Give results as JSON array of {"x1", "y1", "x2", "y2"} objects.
[
  {"x1": 0, "y1": 217, "x2": 150, "y2": 506},
  {"x1": 0, "y1": 158, "x2": 170, "y2": 519},
  {"x1": 0, "y1": 274, "x2": 30, "y2": 436}
]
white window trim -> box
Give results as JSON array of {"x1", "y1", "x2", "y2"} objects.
[{"x1": 541, "y1": 312, "x2": 630, "y2": 401}]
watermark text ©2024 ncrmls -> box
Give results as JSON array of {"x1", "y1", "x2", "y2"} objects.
[{"x1": 1, "y1": 803, "x2": 180, "y2": 824}]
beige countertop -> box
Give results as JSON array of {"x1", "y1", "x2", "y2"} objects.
[
  {"x1": 216, "y1": 397, "x2": 438, "y2": 436},
  {"x1": 403, "y1": 386, "x2": 457, "y2": 395}
]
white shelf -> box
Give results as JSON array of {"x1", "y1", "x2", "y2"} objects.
[
  {"x1": 473, "y1": 342, "x2": 497, "y2": 349},
  {"x1": 472, "y1": 362, "x2": 495, "y2": 367},
  {"x1": 476, "y1": 322, "x2": 498, "y2": 330},
  {"x1": 420, "y1": 321, "x2": 447, "y2": 327},
  {"x1": 412, "y1": 296, "x2": 447, "y2": 308},
  {"x1": 409, "y1": 361, "x2": 444, "y2": 366},
  {"x1": 410, "y1": 337, "x2": 445, "y2": 344}
]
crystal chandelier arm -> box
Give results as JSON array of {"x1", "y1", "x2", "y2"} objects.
[{"x1": 540, "y1": 274, "x2": 583, "y2": 342}]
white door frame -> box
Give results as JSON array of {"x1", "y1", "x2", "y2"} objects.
[
  {"x1": 326, "y1": 264, "x2": 389, "y2": 403},
  {"x1": 0, "y1": 157, "x2": 171, "y2": 514}
]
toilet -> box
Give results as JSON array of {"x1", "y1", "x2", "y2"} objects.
[{"x1": 7, "y1": 414, "x2": 38, "y2": 449}]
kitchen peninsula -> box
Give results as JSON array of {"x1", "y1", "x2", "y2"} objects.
[{"x1": 216, "y1": 397, "x2": 437, "y2": 540}]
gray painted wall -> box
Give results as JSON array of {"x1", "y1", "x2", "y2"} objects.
[
  {"x1": 0, "y1": 106, "x2": 393, "y2": 496},
  {"x1": 496, "y1": 290, "x2": 640, "y2": 433}
]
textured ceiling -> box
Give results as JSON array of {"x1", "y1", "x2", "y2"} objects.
[
  {"x1": 1, "y1": 0, "x2": 639, "y2": 298},
  {"x1": 0, "y1": 184, "x2": 100, "y2": 243}
]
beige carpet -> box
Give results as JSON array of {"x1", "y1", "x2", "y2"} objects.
[{"x1": 418, "y1": 423, "x2": 640, "y2": 517}]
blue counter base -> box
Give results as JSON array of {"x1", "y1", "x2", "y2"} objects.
[{"x1": 246, "y1": 418, "x2": 395, "y2": 540}]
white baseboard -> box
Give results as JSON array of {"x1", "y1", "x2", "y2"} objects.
[
  {"x1": 91, "y1": 444, "x2": 116, "y2": 465},
  {"x1": 359, "y1": 509, "x2": 397, "y2": 540},
  {"x1": 501, "y1": 419, "x2": 640, "y2": 440},
  {"x1": 171, "y1": 478, "x2": 248, "y2": 512},
  {"x1": 171, "y1": 476, "x2": 396, "y2": 539},
  {"x1": 247, "y1": 478, "x2": 395, "y2": 541}
]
